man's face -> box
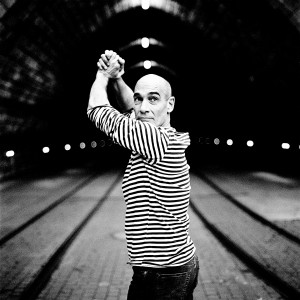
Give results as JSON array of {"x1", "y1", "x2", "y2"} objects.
[{"x1": 133, "y1": 74, "x2": 175, "y2": 127}]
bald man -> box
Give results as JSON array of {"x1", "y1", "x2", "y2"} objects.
[{"x1": 87, "y1": 50, "x2": 199, "y2": 300}]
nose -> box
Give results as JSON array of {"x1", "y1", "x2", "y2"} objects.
[{"x1": 139, "y1": 99, "x2": 150, "y2": 113}]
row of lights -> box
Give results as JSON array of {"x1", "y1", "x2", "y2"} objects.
[
  {"x1": 211, "y1": 138, "x2": 251, "y2": 146},
  {"x1": 139, "y1": 4, "x2": 297, "y2": 151},
  {"x1": 140, "y1": 1, "x2": 152, "y2": 69},
  {"x1": 4, "y1": 4, "x2": 152, "y2": 160},
  {"x1": 202, "y1": 138, "x2": 298, "y2": 150},
  {"x1": 140, "y1": 37, "x2": 152, "y2": 69},
  {"x1": 4, "y1": 139, "x2": 299, "y2": 158},
  {"x1": 4, "y1": 4, "x2": 151, "y2": 159},
  {"x1": 4, "y1": 140, "x2": 111, "y2": 158}
]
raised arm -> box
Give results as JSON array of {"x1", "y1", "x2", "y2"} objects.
[
  {"x1": 87, "y1": 70, "x2": 110, "y2": 111},
  {"x1": 98, "y1": 50, "x2": 134, "y2": 112},
  {"x1": 110, "y1": 77, "x2": 134, "y2": 112},
  {"x1": 88, "y1": 51, "x2": 122, "y2": 111},
  {"x1": 87, "y1": 51, "x2": 170, "y2": 164}
]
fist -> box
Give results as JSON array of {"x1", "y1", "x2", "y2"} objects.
[{"x1": 97, "y1": 50, "x2": 125, "y2": 79}]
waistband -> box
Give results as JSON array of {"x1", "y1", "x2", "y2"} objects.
[{"x1": 132, "y1": 255, "x2": 197, "y2": 274}]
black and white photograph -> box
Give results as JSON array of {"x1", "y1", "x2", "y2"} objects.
[{"x1": 1, "y1": 1, "x2": 300, "y2": 299}]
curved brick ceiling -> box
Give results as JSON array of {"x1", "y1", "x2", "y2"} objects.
[{"x1": 0, "y1": 0, "x2": 300, "y2": 144}]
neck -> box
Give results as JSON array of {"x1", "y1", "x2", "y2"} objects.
[{"x1": 161, "y1": 117, "x2": 171, "y2": 127}]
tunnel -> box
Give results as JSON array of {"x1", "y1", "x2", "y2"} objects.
[
  {"x1": 1, "y1": 2, "x2": 300, "y2": 299},
  {"x1": 1, "y1": 0, "x2": 300, "y2": 178}
]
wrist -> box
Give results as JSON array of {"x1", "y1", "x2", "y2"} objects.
[
  {"x1": 96, "y1": 71, "x2": 109, "y2": 85},
  {"x1": 110, "y1": 76, "x2": 123, "y2": 83},
  {"x1": 108, "y1": 68, "x2": 125, "y2": 79}
]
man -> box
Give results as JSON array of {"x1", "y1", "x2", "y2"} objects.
[{"x1": 87, "y1": 50, "x2": 199, "y2": 299}]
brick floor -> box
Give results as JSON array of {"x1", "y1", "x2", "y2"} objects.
[
  {"x1": 190, "y1": 172, "x2": 300, "y2": 295},
  {"x1": 37, "y1": 181, "x2": 131, "y2": 300},
  {"x1": 36, "y1": 172, "x2": 284, "y2": 300},
  {"x1": 199, "y1": 168, "x2": 300, "y2": 239},
  {"x1": 0, "y1": 170, "x2": 121, "y2": 300},
  {"x1": 0, "y1": 169, "x2": 95, "y2": 240}
]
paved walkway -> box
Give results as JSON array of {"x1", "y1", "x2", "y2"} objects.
[
  {"x1": 190, "y1": 172, "x2": 300, "y2": 297},
  {"x1": 200, "y1": 168, "x2": 300, "y2": 223},
  {"x1": 33, "y1": 171, "x2": 284, "y2": 300},
  {"x1": 0, "y1": 169, "x2": 94, "y2": 240},
  {"x1": 0, "y1": 170, "x2": 120, "y2": 300},
  {"x1": 204, "y1": 168, "x2": 300, "y2": 240}
]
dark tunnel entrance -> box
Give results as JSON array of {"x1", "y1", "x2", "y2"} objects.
[{"x1": 1, "y1": 0, "x2": 300, "y2": 178}]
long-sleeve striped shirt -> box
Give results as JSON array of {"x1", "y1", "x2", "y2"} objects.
[{"x1": 87, "y1": 105, "x2": 196, "y2": 267}]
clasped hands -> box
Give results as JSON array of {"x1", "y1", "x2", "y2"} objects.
[{"x1": 97, "y1": 50, "x2": 125, "y2": 79}]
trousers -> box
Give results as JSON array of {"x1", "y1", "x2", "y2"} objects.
[{"x1": 127, "y1": 255, "x2": 199, "y2": 300}]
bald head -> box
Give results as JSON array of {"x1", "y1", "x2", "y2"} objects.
[
  {"x1": 134, "y1": 74, "x2": 172, "y2": 99},
  {"x1": 133, "y1": 74, "x2": 175, "y2": 127}
]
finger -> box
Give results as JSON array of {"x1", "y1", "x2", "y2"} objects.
[
  {"x1": 97, "y1": 62, "x2": 104, "y2": 70},
  {"x1": 118, "y1": 57, "x2": 125, "y2": 65},
  {"x1": 110, "y1": 51, "x2": 117, "y2": 61},
  {"x1": 97, "y1": 59, "x2": 107, "y2": 70},
  {"x1": 99, "y1": 60, "x2": 108, "y2": 70},
  {"x1": 105, "y1": 50, "x2": 113, "y2": 59},
  {"x1": 101, "y1": 54, "x2": 109, "y2": 66},
  {"x1": 115, "y1": 55, "x2": 123, "y2": 66},
  {"x1": 110, "y1": 56, "x2": 119, "y2": 66}
]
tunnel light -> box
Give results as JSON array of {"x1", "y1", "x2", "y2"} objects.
[
  {"x1": 141, "y1": 37, "x2": 150, "y2": 48},
  {"x1": 227, "y1": 139, "x2": 233, "y2": 146},
  {"x1": 64, "y1": 144, "x2": 71, "y2": 151},
  {"x1": 247, "y1": 140, "x2": 254, "y2": 147},
  {"x1": 91, "y1": 141, "x2": 97, "y2": 148},
  {"x1": 144, "y1": 60, "x2": 152, "y2": 69},
  {"x1": 99, "y1": 140, "x2": 106, "y2": 147},
  {"x1": 42, "y1": 147, "x2": 50, "y2": 154},
  {"x1": 141, "y1": 0, "x2": 150, "y2": 10},
  {"x1": 80, "y1": 142, "x2": 86, "y2": 149},
  {"x1": 6, "y1": 150, "x2": 14, "y2": 157},
  {"x1": 281, "y1": 143, "x2": 290, "y2": 150},
  {"x1": 213, "y1": 138, "x2": 220, "y2": 145}
]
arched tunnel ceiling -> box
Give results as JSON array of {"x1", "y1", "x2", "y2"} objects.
[{"x1": 1, "y1": 0, "x2": 300, "y2": 146}]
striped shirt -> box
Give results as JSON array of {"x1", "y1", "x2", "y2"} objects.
[{"x1": 87, "y1": 105, "x2": 196, "y2": 267}]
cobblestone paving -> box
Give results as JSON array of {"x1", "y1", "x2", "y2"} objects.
[
  {"x1": 190, "y1": 173, "x2": 300, "y2": 295},
  {"x1": 199, "y1": 168, "x2": 300, "y2": 238},
  {"x1": 189, "y1": 209, "x2": 284, "y2": 300},
  {"x1": 273, "y1": 220, "x2": 300, "y2": 240},
  {"x1": 0, "y1": 170, "x2": 94, "y2": 239},
  {"x1": 0, "y1": 171, "x2": 120, "y2": 300},
  {"x1": 37, "y1": 176, "x2": 284, "y2": 300},
  {"x1": 37, "y1": 183, "x2": 131, "y2": 300}
]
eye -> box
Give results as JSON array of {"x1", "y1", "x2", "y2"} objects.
[
  {"x1": 148, "y1": 96, "x2": 159, "y2": 103},
  {"x1": 134, "y1": 96, "x2": 142, "y2": 103}
]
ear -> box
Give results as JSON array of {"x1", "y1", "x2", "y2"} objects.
[{"x1": 167, "y1": 96, "x2": 175, "y2": 113}]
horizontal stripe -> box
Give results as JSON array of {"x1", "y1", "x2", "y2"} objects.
[{"x1": 87, "y1": 106, "x2": 196, "y2": 267}]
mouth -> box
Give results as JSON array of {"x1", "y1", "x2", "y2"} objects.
[{"x1": 138, "y1": 117, "x2": 153, "y2": 122}]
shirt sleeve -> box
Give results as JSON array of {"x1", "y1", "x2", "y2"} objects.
[{"x1": 87, "y1": 105, "x2": 170, "y2": 164}]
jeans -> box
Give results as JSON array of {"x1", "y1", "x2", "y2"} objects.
[{"x1": 127, "y1": 255, "x2": 199, "y2": 300}]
